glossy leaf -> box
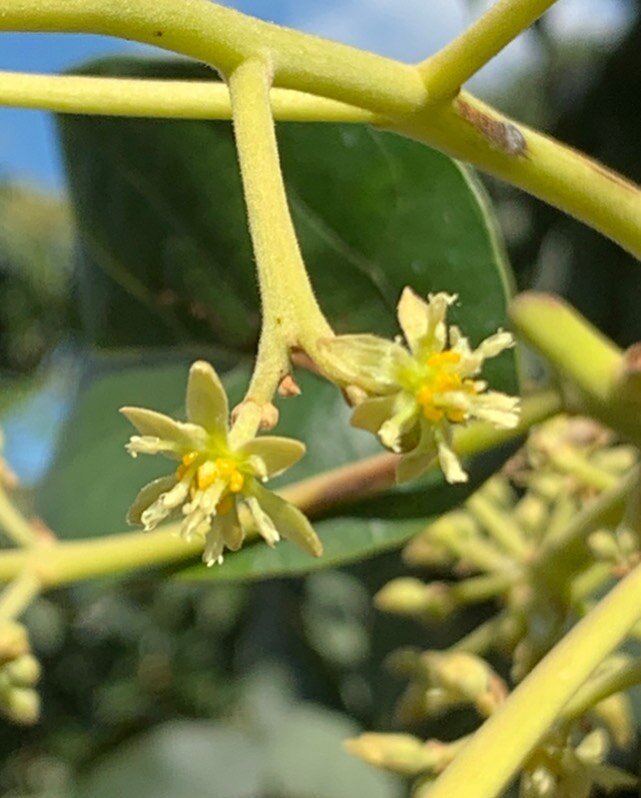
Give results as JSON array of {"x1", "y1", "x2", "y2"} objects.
[{"x1": 57, "y1": 56, "x2": 516, "y2": 396}]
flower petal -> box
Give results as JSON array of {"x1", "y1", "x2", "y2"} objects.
[
  {"x1": 351, "y1": 395, "x2": 397, "y2": 435},
  {"x1": 397, "y1": 287, "x2": 431, "y2": 354},
  {"x1": 186, "y1": 360, "x2": 229, "y2": 440},
  {"x1": 120, "y1": 407, "x2": 207, "y2": 451},
  {"x1": 414, "y1": 292, "x2": 457, "y2": 355},
  {"x1": 475, "y1": 330, "x2": 514, "y2": 360},
  {"x1": 244, "y1": 496, "x2": 281, "y2": 548},
  {"x1": 203, "y1": 523, "x2": 225, "y2": 566},
  {"x1": 140, "y1": 478, "x2": 191, "y2": 531},
  {"x1": 250, "y1": 482, "x2": 323, "y2": 557},
  {"x1": 379, "y1": 393, "x2": 420, "y2": 453},
  {"x1": 126, "y1": 435, "x2": 182, "y2": 459},
  {"x1": 219, "y1": 504, "x2": 244, "y2": 552},
  {"x1": 396, "y1": 423, "x2": 438, "y2": 484},
  {"x1": 470, "y1": 392, "x2": 520, "y2": 429},
  {"x1": 126, "y1": 475, "x2": 177, "y2": 526},
  {"x1": 239, "y1": 436, "x2": 305, "y2": 479},
  {"x1": 435, "y1": 429, "x2": 468, "y2": 484},
  {"x1": 319, "y1": 335, "x2": 410, "y2": 394}
]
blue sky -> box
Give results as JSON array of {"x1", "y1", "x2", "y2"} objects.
[{"x1": 0, "y1": 0, "x2": 634, "y2": 191}]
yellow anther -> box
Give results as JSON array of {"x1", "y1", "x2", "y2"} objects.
[
  {"x1": 434, "y1": 372, "x2": 462, "y2": 393},
  {"x1": 463, "y1": 379, "x2": 478, "y2": 395},
  {"x1": 182, "y1": 451, "x2": 200, "y2": 467},
  {"x1": 416, "y1": 386, "x2": 433, "y2": 407},
  {"x1": 176, "y1": 450, "x2": 200, "y2": 481},
  {"x1": 447, "y1": 408, "x2": 466, "y2": 423},
  {"x1": 427, "y1": 350, "x2": 461, "y2": 368},
  {"x1": 229, "y1": 471, "x2": 245, "y2": 493},
  {"x1": 422, "y1": 405, "x2": 444, "y2": 422},
  {"x1": 214, "y1": 458, "x2": 235, "y2": 477},
  {"x1": 197, "y1": 461, "x2": 218, "y2": 490}
]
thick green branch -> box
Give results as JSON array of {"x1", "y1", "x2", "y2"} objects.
[
  {"x1": 428, "y1": 557, "x2": 641, "y2": 798},
  {"x1": 0, "y1": 70, "x2": 377, "y2": 122},
  {"x1": 419, "y1": 0, "x2": 559, "y2": 98},
  {"x1": 2, "y1": 1, "x2": 641, "y2": 257}
]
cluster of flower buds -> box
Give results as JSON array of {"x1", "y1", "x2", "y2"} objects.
[
  {"x1": 385, "y1": 648, "x2": 507, "y2": 723},
  {"x1": 0, "y1": 621, "x2": 40, "y2": 725},
  {"x1": 348, "y1": 415, "x2": 640, "y2": 793}
]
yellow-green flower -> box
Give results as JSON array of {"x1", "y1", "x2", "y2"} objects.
[
  {"x1": 322, "y1": 288, "x2": 520, "y2": 484},
  {"x1": 121, "y1": 361, "x2": 322, "y2": 566}
]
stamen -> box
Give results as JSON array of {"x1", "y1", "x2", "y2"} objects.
[
  {"x1": 176, "y1": 450, "x2": 200, "y2": 481},
  {"x1": 197, "y1": 461, "x2": 218, "y2": 490},
  {"x1": 427, "y1": 350, "x2": 461, "y2": 368}
]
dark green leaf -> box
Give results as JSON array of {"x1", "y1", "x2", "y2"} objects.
[{"x1": 57, "y1": 56, "x2": 516, "y2": 396}]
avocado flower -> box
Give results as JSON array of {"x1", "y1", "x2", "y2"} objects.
[
  {"x1": 121, "y1": 361, "x2": 322, "y2": 566},
  {"x1": 321, "y1": 289, "x2": 520, "y2": 484}
]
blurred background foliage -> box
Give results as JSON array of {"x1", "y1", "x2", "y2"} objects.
[{"x1": 0, "y1": 1, "x2": 641, "y2": 795}]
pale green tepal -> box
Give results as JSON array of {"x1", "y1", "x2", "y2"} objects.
[
  {"x1": 321, "y1": 288, "x2": 520, "y2": 485},
  {"x1": 121, "y1": 361, "x2": 322, "y2": 566}
]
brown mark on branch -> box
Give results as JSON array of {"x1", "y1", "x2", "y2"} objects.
[{"x1": 456, "y1": 99, "x2": 527, "y2": 157}]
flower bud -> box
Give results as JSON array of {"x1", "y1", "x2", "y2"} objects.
[
  {"x1": 0, "y1": 622, "x2": 30, "y2": 665},
  {"x1": 4, "y1": 654, "x2": 41, "y2": 687},
  {"x1": 1, "y1": 686, "x2": 40, "y2": 725},
  {"x1": 514, "y1": 494, "x2": 549, "y2": 536},
  {"x1": 375, "y1": 579, "x2": 454, "y2": 620},
  {"x1": 345, "y1": 734, "x2": 432, "y2": 777},
  {"x1": 575, "y1": 729, "x2": 608, "y2": 766},
  {"x1": 588, "y1": 530, "x2": 620, "y2": 563},
  {"x1": 423, "y1": 651, "x2": 507, "y2": 717}
]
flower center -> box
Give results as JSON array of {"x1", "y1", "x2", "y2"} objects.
[
  {"x1": 176, "y1": 452, "x2": 245, "y2": 511},
  {"x1": 415, "y1": 350, "x2": 477, "y2": 424}
]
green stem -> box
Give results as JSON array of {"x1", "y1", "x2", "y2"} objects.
[
  {"x1": 451, "y1": 572, "x2": 514, "y2": 604},
  {"x1": 465, "y1": 493, "x2": 530, "y2": 560},
  {"x1": 534, "y1": 469, "x2": 635, "y2": 589},
  {"x1": 0, "y1": 70, "x2": 377, "y2": 122},
  {"x1": 0, "y1": 570, "x2": 40, "y2": 621},
  {"x1": 547, "y1": 446, "x2": 619, "y2": 492},
  {"x1": 0, "y1": 488, "x2": 37, "y2": 547},
  {"x1": 561, "y1": 655, "x2": 641, "y2": 724},
  {"x1": 419, "y1": 0, "x2": 559, "y2": 98},
  {"x1": 2, "y1": 1, "x2": 641, "y2": 258},
  {"x1": 228, "y1": 56, "x2": 333, "y2": 435},
  {"x1": 428, "y1": 557, "x2": 641, "y2": 798},
  {"x1": 510, "y1": 293, "x2": 622, "y2": 406},
  {"x1": 0, "y1": 389, "x2": 561, "y2": 588}
]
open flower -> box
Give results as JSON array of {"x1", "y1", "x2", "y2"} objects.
[
  {"x1": 321, "y1": 289, "x2": 520, "y2": 484},
  {"x1": 121, "y1": 361, "x2": 322, "y2": 566}
]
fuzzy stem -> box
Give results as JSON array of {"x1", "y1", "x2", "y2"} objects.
[
  {"x1": 0, "y1": 70, "x2": 378, "y2": 122},
  {"x1": 0, "y1": 488, "x2": 37, "y2": 548},
  {"x1": 2, "y1": 1, "x2": 641, "y2": 258},
  {"x1": 0, "y1": 570, "x2": 41, "y2": 622},
  {"x1": 419, "y1": 0, "x2": 559, "y2": 98},
  {"x1": 465, "y1": 493, "x2": 530, "y2": 560},
  {"x1": 228, "y1": 56, "x2": 333, "y2": 435}
]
